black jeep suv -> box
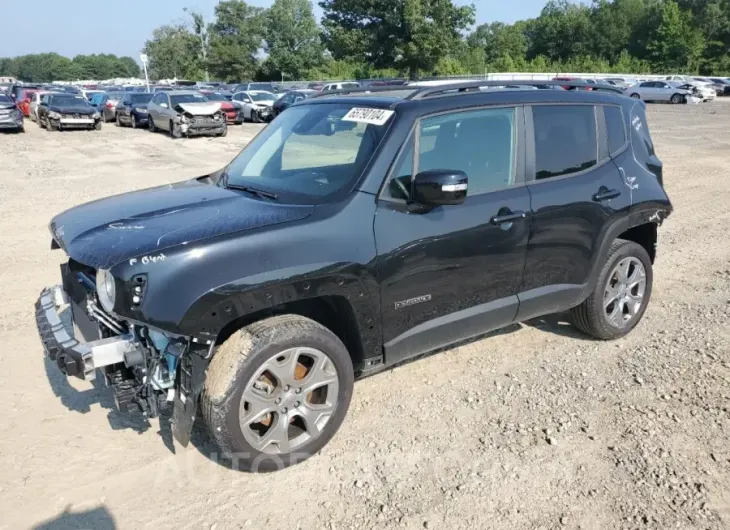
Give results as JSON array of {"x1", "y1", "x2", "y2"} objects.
[{"x1": 36, "y1": 81, "x2": 672, "y2": 471}]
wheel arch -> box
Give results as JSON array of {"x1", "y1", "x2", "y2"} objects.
[
  {"x1": 617, "y1": 222, "x2": 657, "y2": 263},
  {"x1": 179, "y1": 271, "x2": 382, "y2": 373}
]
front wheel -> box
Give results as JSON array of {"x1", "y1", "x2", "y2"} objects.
[
  {"x1": 630, "y1": 93, "x2": 641, "y2": 99},
  {"x1": 130, "y1": 114, "x2": 138, "y2": 129},
  {"x1": 670, "y1": 93, "x2": 683, "y2": 104},
  {"x1": 170, "y1": 120, "x2": 182, "y2": 139},
  {"x1": 571, "y1": 240, "x2": 653, "y2": 340},
  {"x1": 149, "y1": 116, "x2": 156, "y2": 132},
  {"x1": 201, "y1": 315, "x2": 354, "y2": 472},
  {"x1": 95, "y1": 120, "x2": 102, "y2": 130}
]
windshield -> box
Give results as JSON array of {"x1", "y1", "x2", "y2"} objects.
[
  {"x1": 250, "y1": 92, "x2": 275, "y2": 102},
  {"x1": 170, "y1": 94, "x2": 208, "y2": 105},
  {"x1": 223, "y1": 103, "x2": 394, "y2": 203},
  {"x1": 51, "y1": 95, "x2": 90, "y2": 106},
  {"x1": 131, "y1": 94, "x2": 153, "y2": 104}
]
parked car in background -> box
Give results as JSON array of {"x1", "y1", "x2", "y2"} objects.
[
  {"x1": 670, "y1": 82, "x2": 716, "y2": 102},
  {"x1": 321, "y1": 82, "x2": 361, "y2": 92},
  {"x1": 625, "y1": 81, "x2": 689, "y2": 103},
  {"x1": 307, "y1": 82, "x2": 325, "y2": 91},
  {"x1": 692, "y1": 77, "x2": 725, "y2": 96},
  {"x1": 29, "y1": 91, "x2": 58, "y2": 122},
  {"x1": 709, "y1": 78, "x2": 730, "y2": 96},
  {"x1": 0, "y1": 93, "x2": 24, "y2": 132},
  {"x1": 15, "y1": 88, "x2": 41, "y2": 117},
  {"x1": 200, "y1": 91, "x2": 243, "y2": 124},
  {"x1": 231, "y1": 90, "x2": 276, "y2": 122},
  {"x1": 147, "y1": 90, "x2": 227, "y2": 138},
  {"x1": 272, "y1": 89, "x2": 317, "y2": 117},
  {"x1": 231, "y1": 82, "x2": 277, "y2": 94},
  {"x1": 602, "y1": 77, "x2": 633, "y2": 89},
  {"x1": 81, "y1": 89, "x2": 104, "y2": 101},
  {"x1": 115, "y1": 92, "x2": 153, "y2": 128},
  {"x1": 37, "y1": 93, "x2": 101, "y2": 131},
  {"x1": 9, "y1": 84, "x2": 42, "y2": 101}
]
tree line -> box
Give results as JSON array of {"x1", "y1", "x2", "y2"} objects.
[
  {"x1": 2, "y1": 0, "x2": 730, "y2": 83},
  {"x1": 0, "y1": 54, "x2": 140, "y2": 83},
  {"x1": 143, "y1": 0, "x2": 730, "y2": 81}
]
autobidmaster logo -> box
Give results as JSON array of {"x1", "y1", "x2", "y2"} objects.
[{"x1": 395, "y1": 295, "x2": 432, "y2": 310}]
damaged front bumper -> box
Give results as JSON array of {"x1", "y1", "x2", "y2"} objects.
[{"x1": 35, "y1": 285, "x2": 143, "y2": 381}]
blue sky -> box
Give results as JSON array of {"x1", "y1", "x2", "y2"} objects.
[{"x1": 4, "y1": 0, "x2": 555, "y2": 59}]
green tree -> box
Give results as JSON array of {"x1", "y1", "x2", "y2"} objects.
[
  {"x1": 527, "y1": 0, "x2": 594, "y2": 61},
  {"x1": 208, "y1": 0, "x2": 266, "y2": 82},
  {"x1": 143, "y1": 24, "x2": 203, "y2": 80},
  {"x1": 647, "y1": 0, "x2": 705, "y2": 72},
  {"x1": 184, "y1": 8, "x2": 211, "y2": 81},
  {"x1": 320, "y1": 0, "x2": 475, "y2": 78},
  {"x1": 468, "y1": 21, "x2": 529, "y2": 64},
  {"x1": 264, "y1": 0, "x2": 323, "y2": 80}
]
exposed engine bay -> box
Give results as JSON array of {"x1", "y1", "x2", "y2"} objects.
[{"x1": 36, "y1": 260, "x2": 208, "y2": 444}]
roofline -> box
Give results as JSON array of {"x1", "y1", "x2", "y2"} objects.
[{"x1": 308, "y1": 80, "x2": 624, "y2": 102}]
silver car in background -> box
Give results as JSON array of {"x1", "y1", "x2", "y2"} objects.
[
  {"x1": 147, "y1": 90, "x2": 227, "y2": 138},
  {"x1": 624, "y1": 80, "x2": 689, "y2": 104}
]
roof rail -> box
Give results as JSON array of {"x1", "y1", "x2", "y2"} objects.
[
  {"x1": 407, "y1": 80, "x2": 625, "y2": 99},
  {"x1": 308, "y1": 85, "x2": 418, "y2": 99}
]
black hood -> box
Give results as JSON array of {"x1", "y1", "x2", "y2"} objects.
[
  {"x1": 50, "y1": 179, "x2": 314, "y2": 269},
  {"x1": 50, "y1": 105, "x2": 95, "y2": 114}
]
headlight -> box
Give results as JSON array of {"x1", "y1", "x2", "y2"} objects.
[
  {"x1": 96, "y1": 269, "x2": 116, "y2": 312},
  {"x1": 48, "y1": 111, "x2": 61, "y2": 119},
  {"x1": 92, "y1": 112, "x2": 101, "y2": 119},
  {"x1": 134, "y1": 107, "x2": 147, "y2": 113},
  {"x1": 180, "y1": 115, "x2": 190, "y2": 123}
]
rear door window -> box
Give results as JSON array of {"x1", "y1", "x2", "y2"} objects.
[
  {"x1": 604, "y1": 106, "x2": 627, "y2": 155},
  {"x1": 532, "y1": 105, "x2": 597, "y2": 180}
]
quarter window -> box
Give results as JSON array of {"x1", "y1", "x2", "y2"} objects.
[
  {"x1": 385, "y1": 107, "x2": 517, "y2": 199},
  {"x1": 604, "y1": 106, "x2": 627, "y2": 155},
  {"x1": 532, "y1": 105, "x2": 597, "y2": 180}
]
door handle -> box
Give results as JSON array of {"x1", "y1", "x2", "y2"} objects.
[
  {"x1": 593, "y1": 188, "x2": 621, "y2": 202},
  {"x1": 490, "y1": 210, "x2": 526, "y2": 225}
]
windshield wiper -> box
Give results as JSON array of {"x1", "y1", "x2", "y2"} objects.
[{"x1": 226, "y1": 183, "x2": 279, "y2": 201}]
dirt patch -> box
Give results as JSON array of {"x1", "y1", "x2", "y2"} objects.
[{"x1": 0, "y1": 103, "x2": 729, "y2": 529}]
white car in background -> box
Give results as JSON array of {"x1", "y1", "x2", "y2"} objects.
[
  {"x1": 670, "y1": 81, "x2": 716, "y2": 102},
  {"x1": 231, "y1": 91, "x2": 277, "y2": 122},
  {"x1": 29, "y1": 91, "x2": 57, "y2": 122},
  {"x1": 320, "y1": 81, "x2": 361, "y2": 92}
]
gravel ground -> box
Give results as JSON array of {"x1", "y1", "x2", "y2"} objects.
[{"x1": 0, "y1": 102, "x2": 729, "y2": 530}]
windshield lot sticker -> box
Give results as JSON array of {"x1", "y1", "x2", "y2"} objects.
[{"x1": 342, "y1": 108, "x2": 395, "y2": 126}]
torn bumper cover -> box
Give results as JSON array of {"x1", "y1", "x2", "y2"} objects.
[
  {"x1": 180, "y1": 115, "x2": 226, "y2": 136},
  {"x1": 35, "y1": 286, "x2": 143, "y2": 381}
]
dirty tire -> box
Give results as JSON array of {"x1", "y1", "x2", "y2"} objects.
[
  {"x1": 95, "y1": 120, "x2": 102, "y2": 131},
  {"x1": 671, "y1": 93, "x2": 683, "y2": 104},
  {"x1": 148, "y1": 117, "x2": 156, "y2": 132},
  {"x1": 218, "y1": 124, "x2": 228, "y2": 137},
  {"x1": 201, "y1": 315, "x2": 354, "y2": 472},
  {"x1": 170, "y1": 121, "x2": 181, "y2": 139},
  {"x1": 571, "y1": 239, "x2": 653, "y2": 340}
]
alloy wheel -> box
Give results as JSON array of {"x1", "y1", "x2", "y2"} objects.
[
  {"x1": 239, "y1": 347, "x2": 339, "y2": 455},
  {"x1": 604, "y1": 257, "x2": 647, "y2": 328}
]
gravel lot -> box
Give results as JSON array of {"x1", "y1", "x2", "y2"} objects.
[{"x1": 1, "y1": 102, "x2": 729, "y2": 530}]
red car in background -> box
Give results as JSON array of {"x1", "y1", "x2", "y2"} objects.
[
  {"x1": 200, "y1": 91, "x2": 242, "y2": 124},
  {"x1": 553, "y1": 77, "x2": 594, "y2": 91},
  {"x1": 15, "y1": 89, "x2": 40, "y2": 116}
]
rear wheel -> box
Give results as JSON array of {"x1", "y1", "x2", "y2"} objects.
[
  {"x1": 571, "y1": 240, "x2": 653, "y2": 340},
  {"x1": 201, "y1": 315, "x2": 354, "y2": 472}
]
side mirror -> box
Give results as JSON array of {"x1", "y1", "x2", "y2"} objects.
[{"x1": 412, "y1": 169, "x2": 468, "y2": 206}]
